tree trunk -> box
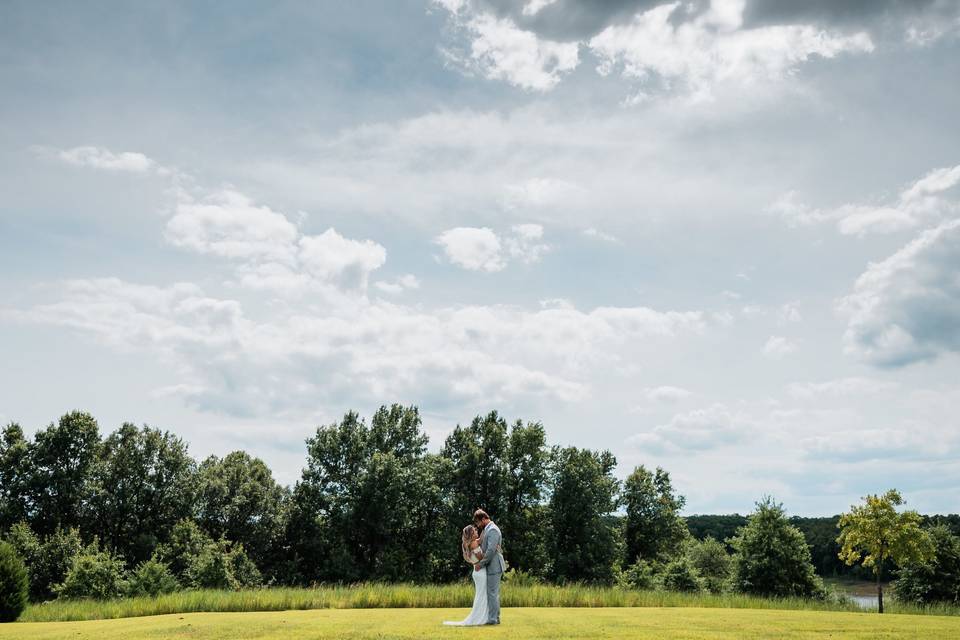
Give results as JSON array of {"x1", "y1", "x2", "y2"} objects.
[{"x1": 877, "y1": 565, "x2": 884, "y2": 614}]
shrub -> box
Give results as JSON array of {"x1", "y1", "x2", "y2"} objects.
[
  {"x1": 729, "y1": 497, "x2": 824, "y2": 599},
  {"x1": 661, "y1": 557, "x2": 703, "y2": 593},
  {"x1": 186, "y1": 547, "x2": 238, "y2": 590},
  {"x1": 155, "y1": 519, "x2": 214, "y2": 580},
  {"x1": 688, "y1": 537, "x2": 732, "y2": 594},
  {"x1": 55, "y1": 550, "x2": 128, "y2": 600},
  {"x1": 616, "y1": 560, "x2": 659, "y2": 590},
  {"x1": 126, "y1": 558, "x2": 179, "y2": 597},
  {"x1": 0, "y1": 541, "x2": 29, "y2": 622},
  {"x1": 503, "y1": 568, "x2": 542, "y2": 587},
  {"x1": 895, "y1": 525, "x2": 960, "y2": 605},
  {"x1": 4, "y1": 522, "x2": 83, "y2": 601},
  {"x1": 229, "y1": 545, "x2": 262, "y2": 588}
]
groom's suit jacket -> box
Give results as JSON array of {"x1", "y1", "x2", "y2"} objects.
[{"x1": 475, "y1": 521, "x2": 506, "y2": 574}]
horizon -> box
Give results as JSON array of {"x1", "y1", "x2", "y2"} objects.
[{"x1": 1, "y1": 1, "x2": 959, "y2": 518}]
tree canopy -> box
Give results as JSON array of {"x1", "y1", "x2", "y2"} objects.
[{"x1": 838, "y1": 489, "x2": 935, "y2": 613}]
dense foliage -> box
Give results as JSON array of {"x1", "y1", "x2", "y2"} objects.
[
  {"x1": 729, "y1": 498, "x2": 824, "y2": 599},
  {"x1": 838, "y1": 489, "x2": 935, "y2": 613},
  {"x1": 1, "y1": 409, "x2": 958, "y2": 607},
  {"x1": 0, "y1": 541, "x2": 28, "y2": 622},
  {"x1": 623, "y1": 466, "x2": 686, "y2": 564},
  {"x1": 895, "y1": 525, "x2": 960, "y2": 605}
]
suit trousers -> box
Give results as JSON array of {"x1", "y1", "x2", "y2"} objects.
[{"x1": 486, "y1": 569, "x2": 502, "y2": 623}]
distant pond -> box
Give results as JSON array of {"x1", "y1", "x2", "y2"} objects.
[{"x1": 849, "y1": 595, "x2": 879, "y2": 610}]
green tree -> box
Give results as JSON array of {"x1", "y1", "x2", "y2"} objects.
[
  {"x1": 55, "y1": 548, "x2": 128, "y2": 600},
  {"x1": 126, "y1": 557, "x2": 179, "y2": 597},
  {"x1": 837, "y1": 489, "x2": 935, "y2": 613},
  {"x1": 685, "y1": 514, "x2": 747, "y2": 549},
  {"x1": 0, "y1": 424, "x2": 30, "y2": 531},
  {"x1": 4, "y1": 522, "x2": 83, "y2": 601},
  {"x1": 441, "y1": 411, "x2": 510, "y2": 521},
  {"x1": 185, "y1": 546, "x2": 237, "y2": 590},
  {"x1": 0, "y1": 541, "x2": 28, "y2": 621},
  {"x1": 25, "y1": 412, "x2": 101, "y2": 535},
  {"x1": 502, "y1": 420, "x2": 551, "y2": 576},
  {"x1": 194, "y1": 451, "x2": 288, "y2": 577},
  {"x1": 687, "y1": 536, "x2": 732, "y2": 593},
  {"x1": 623, "y1": 465, "x2": 688, "y2": 564},
  {"x1": 290, "y1": 405, "x2": 449, "y2": 583},
  {"x1": 661, "y1": 556, "x2": 703, "y2": 592},
  {"x1": 155, "y1": 519, "x2": 215, "y2": 581},
  {"x1": 548, "y1": 447, "x2": 620, "y2": 584},
  {"x1": 729, "y1": 497, "x2": 823, "y2": 598},
  {"x1": 894, "y1": 524, "x2": 960, "y2": 605},
  {"x1": 84, "y1": 423, "x2": 196, "y2": 563}
]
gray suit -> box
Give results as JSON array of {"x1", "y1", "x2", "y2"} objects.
[{"x1": 474, "y1": 521, "x2": 505, "y2": 624}]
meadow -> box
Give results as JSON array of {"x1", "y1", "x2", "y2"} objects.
[
  {"x1": 15, "y1": 583, "x2": 960, "y2": 623},
  {"x1": 5, "y1": 607, "x2": 960, "y2": 640}
]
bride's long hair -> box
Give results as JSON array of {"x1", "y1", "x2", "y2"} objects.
[{"x1": 461, "y1": 524, "x2": 478, "y2": 563}]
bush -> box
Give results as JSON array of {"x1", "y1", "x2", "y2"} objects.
[
  {"x1": 661, "y1": 557, "x2": 703, "y2": 593},
  {"x1": 0, "y1": 541, "x2": 29, "y2": 622},
  {"x1": 503, "y1": 568, "x2": 542, "y2": 587},
  {"x1": 4, "y1": 522, "x2": 83, "y2": 601},
  {"x1": 616, "y1": 560, "x2": 659, "y2": 590},
  {"x1": 126, "y1": 558, "x2": 179, "y2": 597},
  {"x1": 229, "y1": 546, "x2": 262, "y2": 588},
  {"x1": 186, "y1": 547, "x2": 238, "y2": 590},
  {"x1": 729, "y1": 497, "x2": 824, "y2": 599},
  {"x1": 55, "y1": 550, "x2": 128, "y2": 600},
  {"x1": 895, "y1": 525, "x2": 960, "y2": 605},
  {"x1": 155, "y1": 519, "x2": 214, "y2": 580},
  {"x1": 687, "y1": 537, "x2": 732, "y2": 594}
]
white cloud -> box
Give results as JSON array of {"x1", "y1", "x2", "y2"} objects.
[
  {"x1": 298, "y1": 229, "x2": 387, "y2": 289},
  {"x1": 839, "y1": 219, "x2": 960, "y2": 367},
  {"x1": 436, "y1": 224, "x2": 549, "y2": 271},
  {"x1": 375, "y1": 274, "x2": 421, "y2": 295},
  {"x1": 504, "y1": 177, "x2": 585, "y2": 209},
  {"x1": 165, "y1": 189, "x2": 300, "y2": 262},
  {"x1": 771, "y1": 164, "x2": 960, "y2": 236},
  {"x1": 787, "y1": 377, "x2": 898, "y2": 400},
  {"x1": 435, "y1": 226, "x2": 505, "y2": 272},
  {"x1": 800, "y1": 425, "x2": 953, "y2": 462},
  {"x1": 10, "y1": 276, "x2": 708, "y2": 418},
  {"x1": 165, "y1": 188, "x2": 386, "y2": 292},
  {"x1": 505, "y1": 223, "x2": 549, "y2": 264},
  {"x1": 46, "y1": 145, "x2": 157, "y2": 173},
  {"x1": 778, "y1": 302, "x2": 802, "y2": 324},
  {"x1": 642, "y1": 385, "x2": 693, "y2": 403},
  {"x1": 588, "y1": 1, "x2": 873, "y2": 102},
  {"x1": 435, "y1": 2, "x2": 580, "y2": 91},
  {"x1": 763, "y1": 335, "x2": 798, "y2": 358},
  {"x1": 628, "y1": 403, "x2": 749, "y2": 453},
  {"x1": 522, "y1": 0, "x2": 557, "y2": 17},
  {"x1": 583, "y1": 227, "x2": 620, "y2": 243}
]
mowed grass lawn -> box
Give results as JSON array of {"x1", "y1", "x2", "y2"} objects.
[{"x1": 4, "y1": 607, "x2": 960, "y2": 640}]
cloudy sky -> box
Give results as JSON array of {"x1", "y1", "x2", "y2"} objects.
[{"x1": 2, "y1": 0, "x2": 959, "y2": 515}]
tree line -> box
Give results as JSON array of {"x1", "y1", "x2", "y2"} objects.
[{"x1": 1, "y1": 407, "x2": 958, "y2": 610}]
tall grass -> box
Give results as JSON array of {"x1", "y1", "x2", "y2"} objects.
[{"x1": 19, "y1": 583, "x2": 960, "y2": 623}]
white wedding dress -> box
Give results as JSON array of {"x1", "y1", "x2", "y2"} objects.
[{"x1": 443, "y1": 547, "x2": 489, "y2": 626}]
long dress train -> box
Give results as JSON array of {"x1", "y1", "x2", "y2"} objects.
[{"x1": 443, "y1": 551, "x2": 489, "y2": 626}]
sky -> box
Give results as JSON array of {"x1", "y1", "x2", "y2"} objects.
[{"x1": 1, "y1": 0, "x2": 959, "y2": 516}]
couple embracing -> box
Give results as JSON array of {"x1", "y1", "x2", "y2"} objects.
[{"x1": 443, "y1": 509, "x2": 506, "y2": 627}]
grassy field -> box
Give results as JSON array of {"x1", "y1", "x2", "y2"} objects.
[
  {"x1": 4, "y1": 607, "x2": 960, "y2": 640},
  {"x1": 17, "y1": 584, "x2": 867, "y2": 622},
  {"x1": 18, "y1": 583, "x2": 960, "y2": 623}
]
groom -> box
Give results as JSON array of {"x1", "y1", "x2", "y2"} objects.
[{"x1": 473, "y1": 509, "x2": 505, "y2": 625}]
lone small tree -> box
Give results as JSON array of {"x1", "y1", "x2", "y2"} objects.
[{"x1": 837, "y1": 489, "x2": 934, "y2": 613}]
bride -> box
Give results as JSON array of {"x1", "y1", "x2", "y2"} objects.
[{"x1": 443, "y1": 524, "x2": 489, "y2": 626}]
